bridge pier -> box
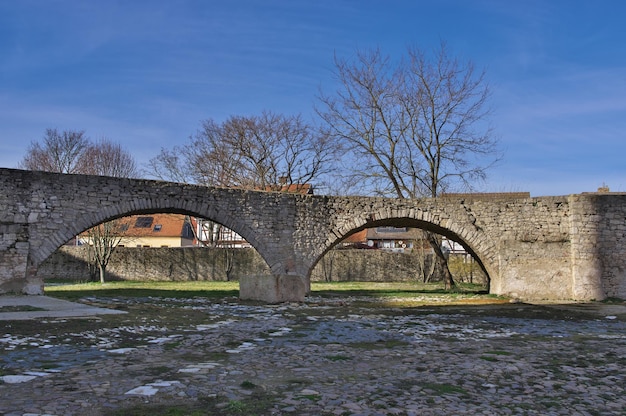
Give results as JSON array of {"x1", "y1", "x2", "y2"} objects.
[
  {"x1": 239, "y1": 274, "x2": 307, "y2": 303},
  {"x1": 0, "y1": 235, "x2": 44, "y2": 295},
  {"x1": 0, "y1": 264, "x2": 44, "y2": 295}
]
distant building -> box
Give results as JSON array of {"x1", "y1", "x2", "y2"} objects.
[
  {"x1": 193, "y1": 219, "x2": 251, "y2": 248},
  {"x1": 79, "y1": 214, "x2": 196, "y2": 248},
  {"x1": 340, "y1": 227, "x2": 430, "y2": 253}
]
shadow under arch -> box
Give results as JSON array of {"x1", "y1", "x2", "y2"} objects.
[
  {"x1": 36, "y1": 203, "x2": 272, "y2": 276},
  {"x1": 309, "y1": 217, "x2": 493, "y2": 290}
]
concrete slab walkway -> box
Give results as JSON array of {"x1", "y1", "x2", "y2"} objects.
[{"x1": 0, "y1": 296, "x2": 126, "y2": 320}]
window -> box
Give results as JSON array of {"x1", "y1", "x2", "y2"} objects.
[
  {"x1": 153, "y1": 224, "x2": 162, "y2": 232},
  {"x1": 135, "y1": 217, "x2": 153, "y2": 228}
]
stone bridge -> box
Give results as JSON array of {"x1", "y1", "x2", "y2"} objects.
[{"x1": 1, "y1": 168, "x2": 625, "y2": 302}]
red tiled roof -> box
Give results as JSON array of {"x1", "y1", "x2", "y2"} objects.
[
  {"x1": 341, "y1": 230, "x2": 368, "y2": 243},
  {"x1": 264, "y1": 183, "x2": 313, "y2": 194},
  {"x1": 117, "y1": 214, "x2": 189, "y2": 238}
]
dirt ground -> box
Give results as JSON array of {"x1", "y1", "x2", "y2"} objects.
[{"x1": 1, "y1": 295, "x2": 625, "y2": 415}]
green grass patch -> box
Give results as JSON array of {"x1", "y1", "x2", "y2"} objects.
[
  {"x1": 45, "y1": 281, "x2": 239, "y2": 301},
  {"x1": 239, "y1": 380, "x2": 256, "y2": 389},
  {"x1": 107, "y1": 405, "x2": 206, "y2": 416},
  {"x1": 36, "y1": 361, "x2": 62, "y2": 370},
  {"x1": 310, "y1": 281, "x2": 505, "y2": 307},
  {"x1": 224, "y1": 395, "x2": 276, "y2": 415},
  {"x1": 311, "y1": 281, "x2": 487, "y2": 296},
  {"x1": 602, "y1": 297, "x2": 625, "y2": 303},
  {"x1": 225, "y1": 400, "x2": 250, "y2": 414},
  {"x1": 109, "y1": 407, "x2": 208, "y2": 416},
  {"x1": 299, "y1": 394, "x2": 320, "y2": 401},
  {"x1": 46, "y1": 280, "x2": 490, "y2": 300},
  {"x1": 43, "y1": 280, "x2": 507, "y2": 309},
  {"x1": 163, "y1": 340, "x2": 184, "y2": 351},
  {"x1": 105, "y1": 392, "x2": 277, "y2": 416}
]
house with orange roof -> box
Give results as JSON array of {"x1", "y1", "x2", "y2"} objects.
[
  {"x1": 78, "y1": 213, "x2": 196, "y2": 248},
  {"x1": 118, "y1": 214, "x2": 197, "y2": 247}
]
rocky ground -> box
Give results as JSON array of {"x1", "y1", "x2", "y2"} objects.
[{"x1": 1, "y1": 295, "x2": 625, "y2": 415}]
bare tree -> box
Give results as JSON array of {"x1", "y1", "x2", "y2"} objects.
[
  {"x1": 144, "y1": 147, "x2": 195, "y2": 184},
  {"x1": 81, "y1": 139, "x2": 138, "y2": 282},
  {"x1": 400, "y1": 45, "x2": 498, "y2": 197},
  {"x1": 19, "y1": 130, "x2": 139, "y2": 283},
  {"x1": 19, "y1": 131, "x2": 138, "y2": 178},
  {"x1": 318, "y1": 43, "x2": 499, "y2": 289},
  {"x1": 85, "y1": 220, "x2": 126, "y2": 283},
  {"x1": 82, "y1": 139, "x2": 138, "y2": 178},
  {"x1": 145, "y1": 111, "x2": 340, "y2": 256},
  {"x1": 19, "y1": 128, "x2": 90, "y2": 173},
  {"x1": 146, "y1": 111, "x2": 339, "y2": 191}
]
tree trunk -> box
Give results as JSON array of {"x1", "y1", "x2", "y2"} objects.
[
  {"x1": 414, "y1": 235, "x2": 434, "y2": 283},
  {"x1": 437, "y1": 254, "x2": 455, "y2": 290},
  {"x1": 224, "y1": 249, "x2": 234, "y2": 281},
  {"x1": 425, "y1": 232, "x2": 456, "y2": 290},
  {"x1": 322, "y1": 249, "x2": 335, "y2": 282},
  {"x1": 99, "y1": 265, "x2": 106, "y2": 284}
]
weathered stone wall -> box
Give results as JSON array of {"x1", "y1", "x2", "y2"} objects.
[
  {"x1": 312, "y1": 250, "x2": 434, "y2": 282},
  {"x1": 39, "y1": 247, "x2": 271, "y2": 282},
  {"x1": 462, "y1": 196, "x2": 572, "y2": 299},
  {"x1": 3, "y1": 168, "x2": 626, "y2": 301},
  {"x1": 0, "y1": 170, "x2": 41, "y2": 294},
  {"x1": 569, "y1": 194, "x2": 626, "y2": 300},
  {"x1": 39, "y1": 247, "x2": 456, "y2": 284}
]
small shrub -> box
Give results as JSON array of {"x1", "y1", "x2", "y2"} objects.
[{"x1": 240, "y1": 380, "x2": 256, "y2": 389}]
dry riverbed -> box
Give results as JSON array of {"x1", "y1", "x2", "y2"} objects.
[{"x1": 1, "y1": 294, "x2": 625, "y2": 415}]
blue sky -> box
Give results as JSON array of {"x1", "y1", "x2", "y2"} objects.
[{"x1": 1, "y1": 0, "x2": 625, "y2": 196}]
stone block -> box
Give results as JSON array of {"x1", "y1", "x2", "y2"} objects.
[{"x1": 239, "y1": 274, "x2": 306, "y2": 303}]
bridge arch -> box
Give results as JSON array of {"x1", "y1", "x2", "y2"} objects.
[
  {"x1": 31, "y1": 197, "x2": 271, "y2": 274},
  {"x1": 309, "y1": 204, "x2": 499, "y2": 286}
]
